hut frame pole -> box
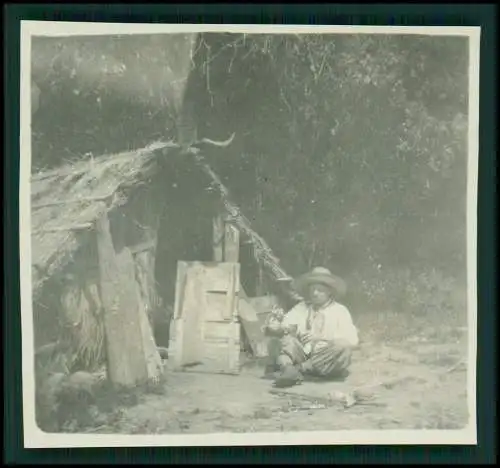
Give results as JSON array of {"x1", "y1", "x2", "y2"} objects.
[{"x1": 189, "y1": 150, "x2": 302, "y2": 302}]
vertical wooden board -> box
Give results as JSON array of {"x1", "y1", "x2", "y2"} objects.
[
  {"x1": 114, "y1": 248, "x2": 149, "y2": 383},
  {"x1": 212, "y1": 215, "x2": 240, "y2": 263},
  {"x1": 226, "y1": 263, "x2": 239, "y2": 321},
  {"x1": 224, "y1": 223, "x2": 240, "y2": 262},
  {"x1": 179, "y1": 266, "x2": 205, "y2": 365},
  {"x1": 212, "y1": 215, "x2": 224, "y2": 261},
  {"x1": 96, "y1": 214, "x2": 148, "y2": 386}
]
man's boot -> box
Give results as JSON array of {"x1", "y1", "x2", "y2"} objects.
[{"x1": 273, "y1": 355, "x2": 303, "y2": 388}]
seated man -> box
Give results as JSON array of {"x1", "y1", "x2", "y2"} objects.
[{"x1": 264, "y1": 267, "x2": 359, "y2": 388}]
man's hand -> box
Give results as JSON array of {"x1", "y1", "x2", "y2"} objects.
[
  {"x1": 283, "y1": 324, "x2": 299, "y2": 337},
  {"x1": 263, "y1": 318, "x2": 286, "y2": 338},
  {"x1": 298, "y1": 331, "x2": 313, "y2": 345}
]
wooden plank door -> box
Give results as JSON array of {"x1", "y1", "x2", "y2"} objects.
[{"x1": 169, "y1": 261, "x2": 241, "y2": 374}]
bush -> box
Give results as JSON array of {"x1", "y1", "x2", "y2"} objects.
[{"x1": 349, "y1": 267, "x2": 465, "y2": 320}]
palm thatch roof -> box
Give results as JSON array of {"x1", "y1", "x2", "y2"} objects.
[
  {"x1": 30, "y1": 142, "x2": 173, "y2": 294},
  {"x1": 30, "y1": 34, "x2": 201, "y2": 294}
]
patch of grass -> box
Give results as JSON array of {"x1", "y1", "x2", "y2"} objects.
[{"x1": 351, "y1": 268, "x2": 467, "y2": 337}]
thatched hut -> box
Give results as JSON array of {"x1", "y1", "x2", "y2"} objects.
[
  {"x1": 30, "y1": 31, "x2": 301, "y2": 391},
  {"x1": 30, "y1": 140, "x2": 295, "y2": 383},
  {"x1": 30, "y1": 32, "x2": 200, "y2": 385},
  {"x1": 31, "y1": 144, "x2": 176, "y2": 384}
]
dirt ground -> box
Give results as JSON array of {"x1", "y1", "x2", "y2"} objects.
[{"x1": 80, "y1": 308, "x2": 469, "y2": 435}]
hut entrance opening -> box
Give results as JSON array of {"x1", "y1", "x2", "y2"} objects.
[{"x1": 152, "y1": 157, "x2": 262, "y2": 349}]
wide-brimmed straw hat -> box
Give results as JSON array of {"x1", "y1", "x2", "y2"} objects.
[{"x1": 293, "y1": 266, "x2": 347, "y2": 298}]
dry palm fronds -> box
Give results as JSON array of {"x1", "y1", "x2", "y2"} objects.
[
  {"x1": 31, "y1": 143, "x2": 164, "y2": 294},
  {"x1": 59, "y1": 277, "x2": 106, "y2": 372}
]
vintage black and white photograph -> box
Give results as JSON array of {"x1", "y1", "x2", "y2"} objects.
[{"x1": 20, "y1": 22, "x2": 479, "y2": 447}]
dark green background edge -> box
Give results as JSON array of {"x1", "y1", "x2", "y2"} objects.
[{"x1": 4, "y1": 3, "x2": 497, "y2": 465}]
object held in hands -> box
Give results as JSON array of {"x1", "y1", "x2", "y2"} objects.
[
  {"x1": 262, "y1": 305, "x2": 287, "y2": 337},
  {"x1": 285, "y1": 324, "x2": 299, "y2": 337},
  {"x1": 269, "y1": 305, "x2": 286, "y2": 321}
]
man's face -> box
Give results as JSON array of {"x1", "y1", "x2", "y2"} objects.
[{"x1": 308, "y1": 283, "x2": 332, "y2": 307}]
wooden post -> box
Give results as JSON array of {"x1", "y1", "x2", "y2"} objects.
[
  {"x1": 125, "y1": 186, "x2": 164, "y2": 381},
  {"x1": 224, "y1": 222, "x2": 240, "y2": 262},
  {"x1": 96, "y1": 213, "x2": 149, "y2": 387},
  {"x1": 212, "y1": 212, "x2": 240, "y2": 262},
  {"x1": 212, "y1": 214, "x2": 225, "y2": 262},
  {"x1": 192, "y1": 153, "x2": 302, "y2": 303}
]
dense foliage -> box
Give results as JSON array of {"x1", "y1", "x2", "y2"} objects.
[{"x1": 31, "y1": 32, "x2": 470, "y2": 314}]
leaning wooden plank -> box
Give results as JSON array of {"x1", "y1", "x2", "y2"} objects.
[
  {"x1": 238, "y1": 298, "x2": 268, "y2": 358},
  {"x1": 247, "y1": 295, "x2": 280, "y2": 314},
  {"x1": 96, "y1": 214, "x2": 148, "y2": 387},
  {"x1": 238, "y1": 285, "x2": 249, "y2": 300},
  {"x1": 238, "y1": 296, "x2": 258, "y2": 322}
]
